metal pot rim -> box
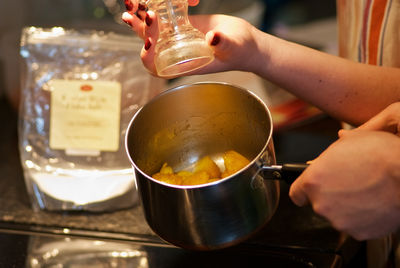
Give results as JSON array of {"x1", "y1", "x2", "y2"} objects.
[{"x1": 124, "y1": 81, "x2": 274, "y2": 189}]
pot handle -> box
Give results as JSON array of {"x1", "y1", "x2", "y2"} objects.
[{"x1": 260, "y1": 163, "x2": 309, "y2": 185}]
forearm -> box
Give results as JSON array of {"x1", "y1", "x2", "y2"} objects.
[{"x1": 250, "y1": 28, "x2": 400, "y2": 125}]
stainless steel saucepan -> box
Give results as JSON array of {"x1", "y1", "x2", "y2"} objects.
[{"x1": 125, "y1": 82, "x2": 307, "y2": 250}]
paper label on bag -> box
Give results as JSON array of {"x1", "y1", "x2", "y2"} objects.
[{"x1": 49, "y1": 79, "x2": 121, "y2": 152}]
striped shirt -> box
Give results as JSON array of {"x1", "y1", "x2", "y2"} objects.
[{"x1": 337, "y1": 0, "x2": 400, "y2": 66}]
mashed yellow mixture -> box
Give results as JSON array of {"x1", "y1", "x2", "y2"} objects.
[{"x1": 152, "y1": 150, "x2": 250, "y2": 186}]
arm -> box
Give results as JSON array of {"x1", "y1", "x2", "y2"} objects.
[
  {"x1": 289, "y1": 103, "x2": 400, "y2": 240},
  {"x1": 251, "y1": 31, "x2": 400, "y2": 126},
  {"x1": 289, "y1": 130, "x2": 400, "y2": 240},
  {"x1": 122, "y1": 1, "x2": 400, "y2": 125}
]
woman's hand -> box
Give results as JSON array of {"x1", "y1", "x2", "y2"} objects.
[
  {"x1": 289, "y1": 129, "x2": 400, "y2": 240},
  {"x1": 121, "y1": 0, "x2": 262, "y2": 77},
  {"x1": 122, "y1": 0, "x2": 199, "y2": 40},
  {"x1": 289, "y1": 104, "x2": 400, "y2": 240}
]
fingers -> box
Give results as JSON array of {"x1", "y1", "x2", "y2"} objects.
[
  {"x1": 205, "y1": 31, "x2": 221, "y2": 46},
  {"x1": 338, "y1": 129, "x2": 351, "y2": 138},
  {"x1": 143, "y1": 11, "x2": 158, "y2": 39},
  {"x1": 136, "y1": 2, "x2": 148, "y2": 20},
  {"x1": 357, "y1": 103, "x2": 400, "y2": 135},
  {"x1": 205, "y1": 31, "x2": 230, "y2": 58},
  {"x1": 140, "y1": 35, "x2": 157, "y2": 75},
  {"x1": 357, "y1": 114, "x2": 394, "y2": 132},
  {"x1": 122, "y1": 12, "x2": 145, "y2": 39},
  {"x1": 140, "y1": 47, "x2": 158, "y2": 76},
  {"x1": 288, "y1": 176, "x2": 310, "y2": 207},
  {"x1": 124, "y1": 0, "x2": 137, "y2": 13},
  {"x1": 339, "y1": 102, "x2": 400, "y2": 136},
  {"x1": 124, "y1": 0, "x2": 147, "y2": 20},
  {"x1": 122, "y1": 1, "x2": 159, "y2": 75},
  {"x1": 122, "y1": 0, "x2": 148, "y2": 40},
  {"x1": 122, "y1": 2, "x2": 158, "y2": 41},
  {"x1": 140, "y1": 10, "x2": 159, "y2": 73}
]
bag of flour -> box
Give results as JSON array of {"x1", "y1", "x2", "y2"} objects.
[{"x1": 19, "y1": 26, "x2": 165, "y2": 211}]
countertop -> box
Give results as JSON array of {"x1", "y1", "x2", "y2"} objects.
[{"x1": 0, "y1": 96, "x2": 364, "y2": 267}]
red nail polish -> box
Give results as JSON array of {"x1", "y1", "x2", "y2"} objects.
[
  {"x1": 138, "y1": 3, "x2": 146, "y2": 10},
  {"x1": 211, "y1": 33, "x2": 220, "y2": 46},
  {"x1": 144, "y1": 39, "x2": 151, "y2": 50},
  {"x1": 145, "y1": 13, "x2": 153, "y2": 26},
  {"x1": 124, "y1": 0, "x2": 133, "y2": 11},
  {"x1": 122, "y1": 18, "x2": 133, "y2": 27}
]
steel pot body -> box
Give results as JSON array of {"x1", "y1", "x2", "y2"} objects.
[{"x1": 125, "y1": 82, "x2": 279, "y2": 250}]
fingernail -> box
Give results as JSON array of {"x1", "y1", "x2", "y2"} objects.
[
  {"x1": 122, "y1": 18, "x2": 133, "y2": 27},
  {"x1": 138, "y1": 3, "x2": 146, "y2": 10},
  {"x1": 144, "y1": 39, "x2": 151, "y2": 50},
  {"x1": 145, "y1": 13, "x2": 153, "y2": 26},
  {"x1": 124, "y1": 0, "x2": 133, "y2": 11},
  {"x1": 210, "y1": 33, "x2": 220, "y2": 46}
]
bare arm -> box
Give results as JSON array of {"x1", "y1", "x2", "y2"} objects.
[
  {"x1": 252, "y1": 30, "x2": 400, "y2": 125},
  {"x1": 122, "y1": 5, "x2": 400, "y2": 126}
]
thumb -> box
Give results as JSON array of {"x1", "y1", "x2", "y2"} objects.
[
  {"x1": 205, "y1": 31, "x2": 231, "y2": 54},
  {"x1": 338, "y1": 129, "x2": 352, "y2": 138},
  {"x1": 206, "y1": 31, "x2": 220, "y2": 45},
  {"x1": 289, "y1": 178, "x2": 310, "y2": 207}
]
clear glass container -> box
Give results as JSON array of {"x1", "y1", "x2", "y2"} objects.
[{"x1": 145, "y1": 0, "x2": 214, "y2": 77}]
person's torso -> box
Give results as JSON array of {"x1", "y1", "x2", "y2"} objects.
[{"x1": 337, "y1": 0, "x2": 400, "y2": 66}]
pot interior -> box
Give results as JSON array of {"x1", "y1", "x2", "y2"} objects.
[{"x1": 126, "y1": 83, "x2": 273, "y2": 178}]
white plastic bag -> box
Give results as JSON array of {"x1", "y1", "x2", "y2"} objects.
[{"x1": 19, "y1": 26, "x2": 165, "y2": 211}]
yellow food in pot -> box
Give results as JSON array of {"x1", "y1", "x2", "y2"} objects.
[
  {"x1": 152, "y1": 150, "x2": 250, "y2": 186},
  {"x1": 221, "y1": 150, "x2": 251, "y2": 178}
]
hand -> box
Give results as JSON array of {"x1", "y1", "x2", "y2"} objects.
[
  {"x1": 121, "y1": 0, "x2": 262, "y2": 77},
  {"x1": 289, "y1": 130, "x2": 400, "y2": 240},
  {"x1": 122, "y1": 0, "x2": 199, "y2": 40},
  {"x1": 340, "y1": 102, "x2": 400, "y2": 137}
]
